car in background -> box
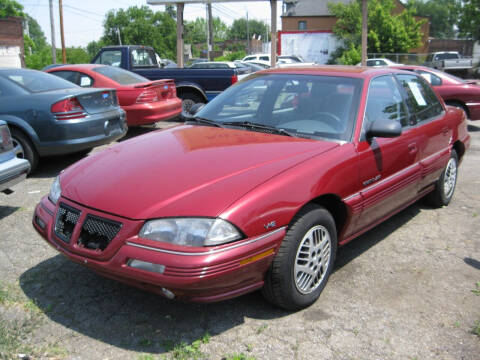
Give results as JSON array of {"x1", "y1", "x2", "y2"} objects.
[
  {"x1": 277, "y1": 55, "x2": 315, "y2": 67},
  {"x1": 46, "y1": 65, "x2": 182, "y2": 126},
  {"x1": 356, "y1": 58, "x2": 402, "y2": 67},
  {"x1": 234, "y1": 61, "x2": 266, "y2": 73},
  {"x1": 424, "y1": 51, "x2": 473, "y2": 72},
  {"x1": 34, "y1": 66, "x2": 469, "y2": 310},
  {"x1": 391, "y1": 65, "x2": 480, "y2": 120},
  {"x1": 0, "y1": 120, "x2": 30, "y2": 194},
  {"x1": 189, "y1": 61, "x2": 251, "y2": 80},
  {"x1": 0, "y1": 68, "x2": 127, "y2": 172},
  {"x1": 242, "y1": 53, "x2": 271, "y2": 67}
]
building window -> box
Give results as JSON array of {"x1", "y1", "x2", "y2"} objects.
[{"x1": 298, "y1": 21, "x2": 307, "y2": 30}]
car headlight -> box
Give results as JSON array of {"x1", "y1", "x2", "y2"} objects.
[
  {"x1": 49, "y1": 176, "x2": 61, "y2": 204},
  {"x1": 139, "y1": 218, "x2": 242, "y2": 247}
]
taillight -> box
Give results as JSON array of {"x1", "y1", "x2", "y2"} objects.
[
  {"x1": 51, "y1": 97, "x2": 86, "y2": 120},
  {"x1": 136, "y1": 88, "x2": 159, "y2": 103},
  {"x1": 231, "y1": 74, "x2": 238, "y2": 84},
  {"x1": 0, "y1": 125, "x2": 13, "y2": 151}
]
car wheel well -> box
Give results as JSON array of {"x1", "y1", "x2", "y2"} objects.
[
  {"x1": 176, "y1": 87, "x2": 207, "y2": 103},
  {"x1": 445, "y1": 100, "x2": 469, "y2": 118},
  {"x1": 7, "y1": 124, "x2": 36, "y2": 149},
  {"x1": 297, "y1": 194, "x2": 348, "y2": 237},
  {"x1": 453, "y1": 140, "x2": 465, "y2": 161}
]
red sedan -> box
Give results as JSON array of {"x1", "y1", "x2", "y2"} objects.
[
  {"x1": 392, "y1": 65, "x2": 480, "y2": 120},
  {"x1": 46, "y1": 65, "x2": 182, "y2": 126},
  {"x1": 33, "y1": 67, "x2": 470, "y2": 310}
]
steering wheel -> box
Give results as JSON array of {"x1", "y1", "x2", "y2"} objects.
[{"x1": 311, "y1": 111, "x2": 344, "y2": 132}]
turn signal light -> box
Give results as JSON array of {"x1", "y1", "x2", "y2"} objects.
[
  {"x1": 51, "y1": 97, "x2": 86, "y2": 120},
  {"x1": 136, "y1": 88, "x2": 159, "y2": 103}
]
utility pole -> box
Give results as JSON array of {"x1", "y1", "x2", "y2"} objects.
[
  {"x1": 207, "y1": 2, "x2": 213, "y2": 61},
  {"x1": 270, "y1": 0, "x2": 276, "y2": 68},
  {"x1": 176, "y1": 2, "x2": 184, "y2": 68},
  {"x1": 246, "y1": 11, "x2": 250, "y2": 55},
  {"x1": 361, "y1": 0, "x2": 368, "y2": 66},
  {"x1": 205, "y1": 4, "x2": 210, "y2": 60},
  {"x1": 59, "y1": 0, "x2": 66, "y2": 63},
  {"x1": 49, "y1": 0, "x2": 56, "y2": 64},
  {"x1": 117, "y1": 28, "x2": 122, "y2": 45}
]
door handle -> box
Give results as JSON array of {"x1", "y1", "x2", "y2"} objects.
[
  {"x1": 408, "y1": 143, "x2": 418, "y2": 154},
  {"x1": 442, "y1": 127, "x2": 449, "y2": 135}
]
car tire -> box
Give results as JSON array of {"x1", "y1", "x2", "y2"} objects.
[
  {"x1": 426, "y1": 149, "x2": 458, "y2": 207},
  {"x1": 10, "y1": 129, "x2": 38, "y2": 174},
  {"x1": 178, "y1": 91, "x2": 205, "y2": 113},
  {"x1": 262, "y1": 204, "x2": 337, "y2": 310}
]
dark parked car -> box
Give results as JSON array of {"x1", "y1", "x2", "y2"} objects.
[
  {"x1": 0, "y1": 68, "x2": 127, "y2": 172},
  {"x1": 0, "y1": 120, "x2": 30, "y2": 194},
  {"x1": 34, "y1": 67, "x2": 469, "y2": 310}
]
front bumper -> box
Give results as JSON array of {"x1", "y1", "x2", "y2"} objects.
[
  {"x1": 0, "y1": 156, "x2": 30, "y2": 193},
  {"x1": 33, "y1": 196, "x2": 285, "y2": 302},
  {"x1": 123, "y1": 98, "x2": 182, "y2": 126}
]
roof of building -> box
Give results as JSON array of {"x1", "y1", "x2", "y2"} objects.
[{"x1": 283, "y1": 0, "x2": 352, "y2": 17}]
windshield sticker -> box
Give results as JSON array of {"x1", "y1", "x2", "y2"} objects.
[{"x1": 407, "y1": 81, "x2": 427, "y2": 106}]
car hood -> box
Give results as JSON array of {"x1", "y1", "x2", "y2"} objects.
[{"x1": 60, "y1": 125, "x2": 338, "y2": 219}]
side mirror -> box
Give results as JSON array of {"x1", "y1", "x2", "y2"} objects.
[{"x1": 366, "y1": 119, "x2": 402, "y2": 139}]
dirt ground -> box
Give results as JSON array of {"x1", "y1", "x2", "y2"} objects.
[{"x1": 1, "y1": 120, "x2": 479, "y2": 360}]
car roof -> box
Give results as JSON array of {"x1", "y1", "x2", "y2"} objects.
[
  {"x1": 46, "y1": 64, "x2": 106, "y2": 71},
  {"x1": 261, "y1": 65, "x2": 410, "y2": 79}
]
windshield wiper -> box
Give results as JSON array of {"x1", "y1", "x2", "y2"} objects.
[
  {"x1": 222, "y1": 121, "x2": 295, "y2": 137},
  {"x1": 185, "y1": 116, "x2": 224, "y2": 128}
]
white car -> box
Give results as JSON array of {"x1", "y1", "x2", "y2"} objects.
[{"x1": 356, "y1": 58, "x2": 402, "y2": 67}]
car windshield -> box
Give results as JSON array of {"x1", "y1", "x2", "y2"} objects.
[
  {"x1": 3, "y1": 69, "x2": 77, "y2": 92},
  {"x1": 93, "y1": 66, "x2": 149, "y2": 85},
  {"x1": 196, "y1": 73, "x2": 362, "y2": 142}
]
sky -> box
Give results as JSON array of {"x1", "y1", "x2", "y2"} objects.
[{"x1": 18, "y1": 0, "x2": 283, "y2": 48}]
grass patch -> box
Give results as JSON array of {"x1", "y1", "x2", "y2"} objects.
[
  {"x1": 138, "y1": 354, "x2": 156, "y2": 360},
  {"x1": 256, "y1": 324, "x2": 268, "y2": 334},
  {"x1": 161, "y1": 333, "x2": 210, "y2": 360}
]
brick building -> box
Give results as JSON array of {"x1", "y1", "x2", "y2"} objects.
[
  {"x1": 281, "y1": 0, "x2": 430, "y2": 57},
  {"x1": 0, "y1": 16, "x2": 25, "y2": 68}
]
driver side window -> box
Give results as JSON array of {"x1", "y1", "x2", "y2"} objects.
[{"x1": 365, "y1": 75, "x2": 408, "y2": 128}]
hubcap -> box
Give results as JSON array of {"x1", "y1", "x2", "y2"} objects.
[
  {"x1": 443, "y1": 157, "x2": 457, "y2": 199},
  {"x1": 11, "y1": 137, "x2": 25, "y2": 159},
  {"x1": 182, "y1": 98, "x2": 196, "y2": 113},
  {"x1": 294, "y1": 225, "x2": 331, "y2": 294}
]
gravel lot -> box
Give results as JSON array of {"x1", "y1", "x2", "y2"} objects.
[{"x1": 1, "y1": 120, "x2": 479, "y2": 360}]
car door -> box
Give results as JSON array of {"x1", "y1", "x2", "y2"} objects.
[
  {"x1": 395, "y1": 73, "x2": 451, "y2": 192},
  {"x1": 353, "y1": 75, "x2": 422, "y2": 232}
]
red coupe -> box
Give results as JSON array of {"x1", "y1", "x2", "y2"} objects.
[
  {"x1": 33, "y1": 66, "x2": 470, "y2": 310},
  {"x1": 46, "y1": 65, "x2": 182, "y2": 126},
  {"x1": 392, "y1": 65, "x2": 480, "y2": 120}
]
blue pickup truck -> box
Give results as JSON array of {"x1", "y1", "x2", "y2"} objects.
[{"x1": 91, "y1": 45, "x2": 239, "y2": 111}]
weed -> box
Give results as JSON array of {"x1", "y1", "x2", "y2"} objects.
[
  {"x1": 245, "y1": 343, "x2": 253, "y2": 352},
  {"x1": 454, "y1": 321, "x2": 461, "y2": 328},
  {"x1": 222, "y1": 354, "x2": 256, "y2": 360},
  {"x1": 471, "y1": 282, "x2": 480, "y2": 296},
  {"x1": 472, "y1": 321, "x2": 480, "y2": 336},
  {"x1": 171, "y1": 340, "x2": 203, "y2": 360},
  {"x1": 138, "y1": 354, "x2": 156, "y2": 360},
  {"x1": 473, "y1": 212, "x2": 478, "y2": 218},
  {"x1": 256, "y1": 324, "x2": 268, "y2": 334},
  {"x1": 201, "y1": 332, "x2": 211, "y2": 344}
]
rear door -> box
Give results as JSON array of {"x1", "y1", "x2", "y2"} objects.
[
  {"x1": 395, "y1": 73, "x2": 450, "y2": 192},
  {"x1": 354, "y1": 75, "x2": 422, "y2": 232}
]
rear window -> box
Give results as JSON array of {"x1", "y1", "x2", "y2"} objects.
[
  {"x1": 434, "y1": 53, "x2": 460, "y2": 61},
  {"x1": 93, "y1": 66, "x2": 149, "y2": 85},
  {"x1": 3, "y1": 69, "x2": 77, "y2": 92}
]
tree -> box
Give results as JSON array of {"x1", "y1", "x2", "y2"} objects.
[
  {"x1": 25, "y1": 47, "x2": 90, "y2": 69},
  {"x1": 328, "y1": 0, "x2": 425, "y2": 65},
  {"x1": 102, "y1": 5, "x2": 177, "y2": 60},
  {"x1": 184, "y1": 16, "x2": 228, "y2": 44},
  {"x1": 458, "y1": 0, "x2": 480, "y2": 41},
  {"x1": 86, "y1": 40, "x2": 105, "y2": 59},
  {"x1": 405, "y1": 0, "x2": 460, "y2": 39},
  {"x1": 25, "y1": 14, "x2": 48, "y2": 50},
  {"x1": 0, "y1": 0, "x2": 24, "y2": 18},
  {"x1": 227, "y1": 18, "x2": 269, "y2": 41}
]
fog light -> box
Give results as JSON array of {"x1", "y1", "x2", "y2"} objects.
[
  {"x1": 35, "y1": 216, "x2": 46, "y2": 230},
  {"x1": 127, "y1": 259, "x2": 165, "y2": 274}
]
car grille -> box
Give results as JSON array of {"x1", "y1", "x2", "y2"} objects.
[
  {"x1": 78, "y1": 215, "x2": 122, "y2": 251},
  {"x1": 54, "y1": 203, "x2": 81, "y2": 243},
  {"x1": 54, "y1": 202, "x2": 122, "y2": 251}
]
